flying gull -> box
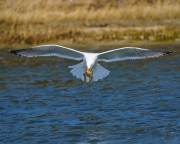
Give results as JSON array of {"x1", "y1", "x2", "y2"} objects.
[{"x1": 7, "y1": 45, "x2": 174, "y2": 83}]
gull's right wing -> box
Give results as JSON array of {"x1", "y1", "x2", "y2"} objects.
[{"x1": 7, "y1": 44, "x2": 84, "y2": 61}]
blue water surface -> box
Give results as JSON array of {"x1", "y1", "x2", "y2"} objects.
[{"x1": 0, "y1": 45, "x2": 180, "y2": 143}]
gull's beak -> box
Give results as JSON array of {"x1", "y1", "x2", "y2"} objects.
[{"x1": 87, "y1": 68, "x2": 91, "y2": 72}]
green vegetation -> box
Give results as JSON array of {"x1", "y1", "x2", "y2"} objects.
[{"x1": 0, "y1": 0, "x2": 180, "y2": 45}]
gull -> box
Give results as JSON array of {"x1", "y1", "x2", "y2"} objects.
[{"x1": 7, "y1": 45, "x2": 174, "y2": 83}]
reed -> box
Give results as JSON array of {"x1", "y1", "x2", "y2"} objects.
[{"x1": 0, "y1": 0, "x2": 180, "y2": 45}]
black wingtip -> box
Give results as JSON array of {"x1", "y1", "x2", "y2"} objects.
[
  {"x1": 7, "y1": 50, "x2": 16, "y2": 53},
  {"x1": 7, "y1": 49, "x2": 22, "y2": 56},
  {"x1": 163, "y1": 51, "x2": 174, "y2": 55},
  {"x1": 7, "y1": 50, "x2": 12, "y2": 53}
]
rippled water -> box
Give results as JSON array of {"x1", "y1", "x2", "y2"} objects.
[{"x1": 0, "y1": 45, "x2": 180, "y2": 143}]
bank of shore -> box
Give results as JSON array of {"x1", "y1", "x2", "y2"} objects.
[{"x1": 0, "y1": 0, "x2": 180, "y2": 46}]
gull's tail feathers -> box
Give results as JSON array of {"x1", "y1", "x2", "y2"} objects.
[
  {"x1": 68, "y1": 62, "x2": 85, "y2": 81},
  {"x1": 68, "y1": 63, "x2": 110, "y2": 82},
  {"x1": 93, "y1": 64, "x2": 110, "y2": 82}
]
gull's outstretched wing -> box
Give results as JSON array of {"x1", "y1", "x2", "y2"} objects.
[
  {"x1": 7, "y1": 44, "x2": 84, "y2": 61},
  {"x1": 98, "y1": 47, "x2": 174, "y2": 62}
]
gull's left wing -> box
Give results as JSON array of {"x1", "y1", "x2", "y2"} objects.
[
  {"x1": 7, "y1": 44, "x2": 84, "y2": 61},
  {"x1": 98, "y1": 47, "x2": 174, "y2": 62}
]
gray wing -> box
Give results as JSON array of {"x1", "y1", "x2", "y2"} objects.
[
  {"x1": 98, "y1": 47, "x2": 174, "y2": 62},
  {"x1": 7, "y1": 44, "x2": 84, "y2": 61}
]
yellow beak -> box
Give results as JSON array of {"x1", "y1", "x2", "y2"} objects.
[{"x1": 87, "y1": 68, "x2": 91, "y2": 72}]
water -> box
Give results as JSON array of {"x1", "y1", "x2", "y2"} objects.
[{"x1": 0, "y1": 45, "x2": 180, "y2": 143}]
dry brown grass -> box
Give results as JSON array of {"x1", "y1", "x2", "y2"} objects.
[{"x1": 0, "y1": 0, "x2": 180, "y2": 45}]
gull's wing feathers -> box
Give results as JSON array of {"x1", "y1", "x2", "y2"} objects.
[
  {"x1": 7, "y1": 44, "x2": 84, "y2": 60},
  {"x1": 98, "y1": 47, "x2": 174, "y2": 62}
]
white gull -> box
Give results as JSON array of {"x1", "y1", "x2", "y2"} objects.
[{"x1": 8, "y1": 45, "x2": 174, "y2": 83}]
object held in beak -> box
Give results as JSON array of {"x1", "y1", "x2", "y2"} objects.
[{"x1": 83, "y1": 68, "x2": 93, "y2": 83}]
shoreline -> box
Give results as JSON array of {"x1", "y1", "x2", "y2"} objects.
[
  {"x1": 1, "y1": 22, "x2": 180, "y2": 46},
  {"x1": 1, "y1": 19, "x2": 180, "y2": 45},
  {"x1": 1, "y1": 40, "x2": 180, "y2": 51}
]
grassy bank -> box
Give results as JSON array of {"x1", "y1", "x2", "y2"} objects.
[{"x1": 0, "y1": 0, "x2": 180, "y2": 45}]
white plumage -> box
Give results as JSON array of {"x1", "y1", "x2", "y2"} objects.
[{"x1": 8, "y1": 44, "x2": 173, "y2": 83}]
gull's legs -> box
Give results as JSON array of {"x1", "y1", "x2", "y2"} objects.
[
  {"x1": 83, "y1": 73, "x2": 86, "y2": 82},
  {"x1": 89, "y1": 73, "x2": 93, "y2": 84},
  {"x1": 84, "y1": 68, "x2": 93, "y2": 83}
]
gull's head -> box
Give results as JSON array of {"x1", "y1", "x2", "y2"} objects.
[
  {"x1": 86, "y1": 64, "x2": 92, "y2": 72},
  {"x1": 86, "y1": 59, "x2": 96, "y2": 72},
  {"x1": 84, "y1": 53, "x2": 98, "y2": 72}
]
